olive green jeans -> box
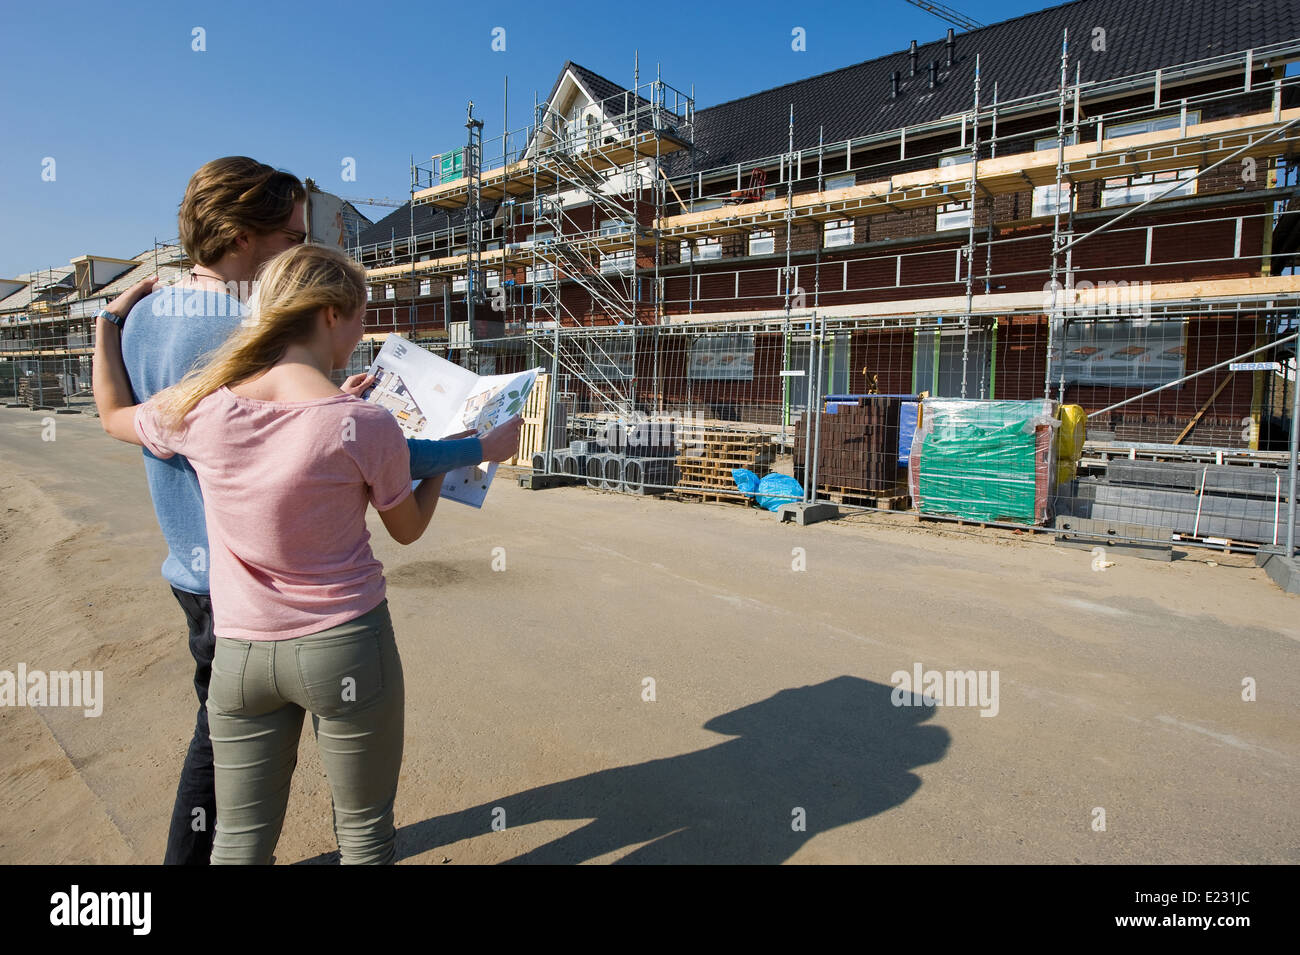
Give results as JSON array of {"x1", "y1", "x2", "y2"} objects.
[{"x1": 206, "y1": 599, "x2": 404, "y2": 865}]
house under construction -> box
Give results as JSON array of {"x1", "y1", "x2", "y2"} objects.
[{"x1": 353, "y1": 0, "x2": 1300, "y2": 458}]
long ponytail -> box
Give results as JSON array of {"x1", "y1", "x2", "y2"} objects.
[{"x1": 151, "y1": 243, "x2": 367, "y2": 432}]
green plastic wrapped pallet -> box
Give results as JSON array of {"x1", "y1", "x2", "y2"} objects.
[{"x1": 914, "y1": 399, "x2": 1057, "y2": 525}]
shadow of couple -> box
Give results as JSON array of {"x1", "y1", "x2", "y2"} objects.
[{"x1": 296, "y1": 674, "x2": 950, "y2": 865}]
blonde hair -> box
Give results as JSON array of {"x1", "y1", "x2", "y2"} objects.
[
  {"x1": 178, "y1": 157, "x2": 306, "y2": 265},
  {"x1": 151, "y1": 244, "x2": 368, "y2": 432}
]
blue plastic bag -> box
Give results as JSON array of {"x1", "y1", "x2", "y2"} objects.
[
  {"x1": 732, "y1": 468, "x2": 804, "y2": 510},
  {"x1": 731, "y1": 468, "x2": 760, "y2": 496},
  {"x1": 756, "y1": 473, "x2": 804, "y2": 512}
]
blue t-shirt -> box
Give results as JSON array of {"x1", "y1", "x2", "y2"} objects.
[
  {"x1": 120, "y1": 284, "x2": 483, "y2": 596},
  {"x1": 121, "y1": 287, "x2": 244, "y2": 594}
]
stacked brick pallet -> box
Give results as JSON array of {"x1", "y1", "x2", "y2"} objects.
[
  {"x1": 17, "y1": 373, "x2": 66, "y2": 409},
  {"x1": 793, "y1": 398, "x2": 905, "y2": 504},
  {"x1": 674, "y1": 428, "x2": 777, "y2": 504}
]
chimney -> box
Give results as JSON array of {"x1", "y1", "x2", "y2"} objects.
[
  {"x1": 946, "y1": 28, "x2": 955, "y2": 67},
  {"x1": 929, "y1": 61, "x2": 938, "y2": 89},
  {"x1": 909, "y1": 40, "x2": 918, "y2": 76},
  {"x1": 890, "y1": 70, "x2": 901, "y2": 99}
]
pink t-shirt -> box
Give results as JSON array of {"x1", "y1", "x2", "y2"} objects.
[{"x1": 134, "y1": 386, "x2": 413, "y2": 640}]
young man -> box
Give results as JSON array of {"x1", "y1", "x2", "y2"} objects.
[{"x1": 99, "y1": 156, "x2": 514, "y2": 864}]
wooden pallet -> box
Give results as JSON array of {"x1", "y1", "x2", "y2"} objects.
[
  {"x1": 508, "y1": 374, "x2": 564, "y2": 467},
  {"x1": 677, "y1": 455, "x2": 774, "y2": 469},
  {"x1": 916, "y1": 513, "x2": 1049, "y2": 533},
  {"x1": 675, "y1": 478, "x2": 746, "y2": 491},
  {"x1": 917, "y1": 513, "x2": 994, "y2": 530},
  {"x1": 670, "y1": 487, "x2": 754, "y2": 505},
  {"x1": 676, "y1": 459, "x2": 766, "y2": 474},
  {"x1": 666, "y1": 430, "x2": 778, "y2": 503},
  {"x1": 816, "y1": 485, "x2": 911, "y2": 510}
]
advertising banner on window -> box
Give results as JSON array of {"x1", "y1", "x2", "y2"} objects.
[
  {"x1": 1048, "y1": 319, "x2": 1187, "y2": 387},
  {"x1": 689, "y1": 333, "x2": 755, "y2": 380}
]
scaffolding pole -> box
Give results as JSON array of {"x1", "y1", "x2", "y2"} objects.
[
  {"x1": 1044, "y1": 29, "x2": 1069, "y2": 401},
  {"x1": 961, "y1": 53, "x2": 981, "y2": 399},
  {"x1": 784, "y1": 104, "x2": 795, "y2": 315}
]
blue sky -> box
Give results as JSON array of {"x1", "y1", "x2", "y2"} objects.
[{"x1": 1, "y1": 0, "x2": 1055, "y2": 277}]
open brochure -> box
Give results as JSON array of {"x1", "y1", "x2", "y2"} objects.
[{"x1": 362, "y1": 335, "x2": 542, "y2": 508}]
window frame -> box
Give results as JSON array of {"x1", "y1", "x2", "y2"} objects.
[
  {"x1": 823, "y1": 218, "x2": 854, "y2": 248},
  {"x1": 748, "y1": 230, "x2": 775, "y2": 256},
  {"x1": 1100, "y1": 167, "x2": 1197, "y2": 208},
  {"x1": 936, "y1": 200, "x2": 973, "y2": 232}
]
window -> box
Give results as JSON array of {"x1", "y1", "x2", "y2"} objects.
[
  {"x1": 527, "y1": 231, "x2": 557, "y2": 282},
  {"x1": 1101, "y1": 168, "x2": 1196, "y2": 208},
  {"x1": 600, "y1": 218, "x2": 630, "y2": 236},
  {"x1": 682, "y1": 237, "x2": 722, "y2": 261},
  {"x1": 1032, "y1": 182, "x2": 1073, "y2": 218},
  {"x1": 688, "y1": 333, "x2": 756, "y2": 381},
  {"x1": 915, "y1": 327, "x2": 993, "y2": 398},
  {"x1": 1108, "y1": 111, "x2": 1201, "y2": 139},
  {"x1": 385, "y1": 284, "x2": 395, "y2": 300},
  {"x1": 452, "y1": 275, "x2": 467, "y2": 293},
  {"x1": 583, "y1": 335, "x2": 634, "y2": 380},
  {"x1": 366, "y1": 286, "x2": 373, "y2": 301},
  {"x1": 787, "y1": 331, "x2": 850, "y2": 406},
  {"x1": 486, "y1": 271, "x2": 500, "y2": 289},
  {"x1": 936, "y1": 201, "x2": 972, "y2": 232},
  {"x1": 824, "y1": 173, "x2": 856, "y2": 191},
  {"x1": 419, "y1": 278, "x2": 432, "y2": 296},
  {"x1": 823, "y1": 219, "x2": 854, "y2": 248},
  {"x1": 749, "y1": 230, "x2": 774, "y2": 256},
  {"x1": 938, "y1": 154, "x2": 973, "y2": 203},
  {"x1": 691, "y1": 198, "x2": 726, "y2": 213},
  {"x1": 1034, "y1": 132, "x2": 1078, "y2": 152},
  {"x1": 1048, "y1": 317, "x2": 1188, "y2": 388},
  {"x1": 939, "y1": 153, "x2": 972, "y2": 190},
  {"x1": 600, "y1": 249, "x2": 635, "y2": 274}
]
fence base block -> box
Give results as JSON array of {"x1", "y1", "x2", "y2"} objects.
[
  {"x1": 1054, "y1": 534, "x2": 1174, "y2": 562},
  {"x1": 1255, "y1": 550, "x2": 1300, "y2": 595},
  {"x1": 1053, "y1": 515, "x2": 1174, "y2": 561},
  {"x1": 517, "y1": 473, "x2": 582, "y2": 490},
  {"x1": 777, "y1": 501, "x2": 840, "y2": 525}
]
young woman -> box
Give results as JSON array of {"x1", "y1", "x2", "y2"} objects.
[{"x1": 94, "y1": 243, "x2": 520, "y2": 864}]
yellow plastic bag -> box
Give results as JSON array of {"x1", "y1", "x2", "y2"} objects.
[{"x1": 1057, "y1": 405, "x2": 1086, "y2": 461}]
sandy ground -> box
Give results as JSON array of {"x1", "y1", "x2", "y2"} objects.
[{"x1": 1, "y1": 405, "x2": 1297, "y2": 864}]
